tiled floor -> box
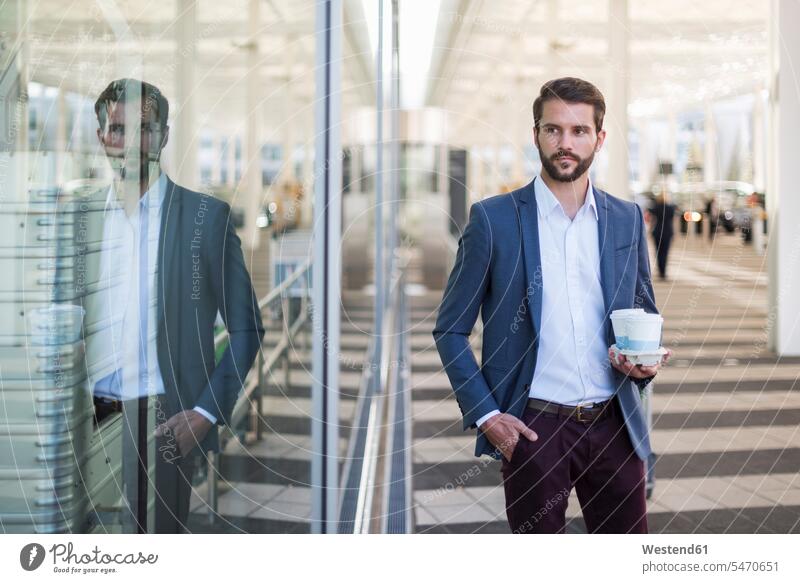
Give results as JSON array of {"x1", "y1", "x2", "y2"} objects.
[
  {"x1": 412, "y1": 234, "x2": 800, "y2": 534},
  {"x1": 186, "y1": 291, "x2": 372, "y2": 533}
]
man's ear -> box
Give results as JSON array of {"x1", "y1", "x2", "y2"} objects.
[
  {"x1": 96, "y1": 127, "x2": 103, "y2": 146},
  {"x1": 595, "y1": 128, "x2": 607, "y2": 151}
]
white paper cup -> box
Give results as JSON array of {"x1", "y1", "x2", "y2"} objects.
[
  {"x1": 625, "y1": 313, "x2": 663, "y2": 353},
  {"x1": 610, "y1": 309, "x2": 644, "y2": 350}
]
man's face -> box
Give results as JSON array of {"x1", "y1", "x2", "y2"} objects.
[
  {"x1": 96, "y1": 99, "x2": 167, "y2": 180},
  {"x1": 534, "y1": 99, "x2": 605, "y2": 183}
]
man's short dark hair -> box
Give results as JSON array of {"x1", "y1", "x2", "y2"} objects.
[
  {"x1": 532, "y1": 77, "x2": 605, "y2": 132},
  {"x1": 94, "y1": 78, "x2": 169, "y2": 131}
]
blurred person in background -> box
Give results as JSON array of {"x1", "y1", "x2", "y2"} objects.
[
  {"x1": 705, "y1": 195, "x2": 719, "y2": 240},
  {"x1": 650, "y1": 190, "x2": 676, "y2": 280}
]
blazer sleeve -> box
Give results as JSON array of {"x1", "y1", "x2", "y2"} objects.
[
  {"x1": 432, "y1": 203, "x2": 499, "y2": 429},
  {"x1": 633, "y1": 202, "x2": 659, "y2": 391},
  {"x1": 195, "y1": 202, "x2": 266, "y2": 425}
]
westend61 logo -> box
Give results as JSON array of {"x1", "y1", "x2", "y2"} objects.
[{"x1": 19, "y1": 542, "x2": 158, "y2": 575}]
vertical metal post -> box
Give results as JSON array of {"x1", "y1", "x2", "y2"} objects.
[
  {"x1": 311, "y1": 0, "x2": 342, "y2": 534},
  {"x1": 389, "y1": 0, "x2": 400, "y2": 273},
  {"x1": 374, "y1": 0, "x2": 385, "y2": 377}
]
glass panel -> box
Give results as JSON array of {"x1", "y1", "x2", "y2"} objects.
[
  {"x1": 0, "y1": 0, "x2": 320, "y2": 533},
  {"x1": 334, "y1": 0, "x2": 383, "y2": 532}
]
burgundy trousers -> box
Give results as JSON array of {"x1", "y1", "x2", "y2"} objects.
[{"x1": 501, "y1": 398, "x2": 648, "y2": 534}]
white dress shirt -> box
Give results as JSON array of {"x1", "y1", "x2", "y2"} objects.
[
  {"x1": 91, "y1": 173, "x2": 216, "y2": 424},
  {"x1": 477, "y1": 175, "x2": 615, "y2": 427}
]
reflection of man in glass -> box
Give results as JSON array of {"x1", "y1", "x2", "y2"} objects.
[{"x1": 89, "y1": 78, "x2": 264, "y2": 532}]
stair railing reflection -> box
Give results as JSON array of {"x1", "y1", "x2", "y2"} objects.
[{"x1": 205, "y1": 257, "x2": 312, "y2": 523}]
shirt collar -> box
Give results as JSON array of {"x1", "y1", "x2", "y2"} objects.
[
  {"x1": 105, "y1": 171, "x2": 166, "y2": 213},
  {"x1": 534, "y1": 174, "x2": 598, "y2": 221},
  {"x1": 141, "y1": 172, "x2": 166, "y2": 211}
]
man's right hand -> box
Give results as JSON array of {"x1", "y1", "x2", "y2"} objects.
[{"x1": 481, "y1": 413, "x2": 538, "y2": 461}]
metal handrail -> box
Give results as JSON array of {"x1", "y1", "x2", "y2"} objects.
[
  {"x1": 213, "y1": 257, "x2": 312, "y2": 347},
  {"x1": 338, "y1": 252, "x2": 410, "y2": 533},
  {"x1": 352, "y1": 274, "x2": 401, "y2": 533},
  {"x1": 205, "y1": 257, "x2": 312, "y2": 522}
]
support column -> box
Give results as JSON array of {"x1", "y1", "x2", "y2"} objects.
[
  {"x1": 300, "y1": 113, "x2": 315, "y2": 228},
  {"x1": 752, "y1": 90, "x2": 766, "y2": 192},
  {"x1": 665, "y1": 111, "x2": 678, "y2": 178},
  {"x1": 636, "y1": 120, "x2": 652, "y2": 187},
  {"x1": 277, "y1": 34, "x2": 296, "y2": 187},
  {"x1": 606, "y1": 0, "x2": 630, "y2": 199},
  {"x1": 511, "y1": 35, "x2": 527, "y2": 186},
  {"x1": 704, "y1": 102, "x2": 718, "y2": 184},
  {"x1": 545, "y1": 0, "x2": 559, "y2": 80},
  {"x1": 242, "y1": 0, "x2": 263, "y2": 248},
  {"x1": 768, "y1": 0, "x2": 800, "y2": 355},
  {"x1": 174, "y1": 0, "x2": 198, "y2": 189}
]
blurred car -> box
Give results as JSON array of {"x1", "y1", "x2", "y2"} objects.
[{"x1": 669, "y1": 181, "x2": 755, "y2": 235}]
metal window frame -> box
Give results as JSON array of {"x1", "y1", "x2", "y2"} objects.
[{"x1": 311, "y1": 0, "x2": 343, "y2": 534}]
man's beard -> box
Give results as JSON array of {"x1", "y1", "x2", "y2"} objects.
[
  {"x1": 108, "y1": 153, "x2": 159, "y2": 183},
  {"x1": 537, "y1": 142, "x2": 596, "y2": 183}
]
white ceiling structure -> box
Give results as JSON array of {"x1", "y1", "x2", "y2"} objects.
[
  {"x1": 3, "y1": 0, "x2": 375, "y2": 134},
  {"x1": 2, "y1": 0, "x2": 769, "y2": 146},
  {"x1": 424, "y1": 0, "x2": 769, "y2": 145}
]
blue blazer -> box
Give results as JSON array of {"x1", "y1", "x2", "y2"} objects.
[
  {"x1": 155, "y1": 177, "x2": 265, "y2": 452},
  {"x1": 73, "y1": 176, "x2": 265, "y2": 453},
  {"x1": 433, "y1": 178, "x2": 657, "y2": 461}
]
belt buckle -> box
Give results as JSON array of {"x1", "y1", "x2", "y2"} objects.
[{"x1": 575, "y1": 404, "x2": 584, "y2": 422}]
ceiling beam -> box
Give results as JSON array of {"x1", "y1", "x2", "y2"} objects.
[{"x1": 426, "y1": 0, "x2": 483, "y2": 107}]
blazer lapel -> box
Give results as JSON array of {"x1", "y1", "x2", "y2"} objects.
[
  {"x1": 156, "y1": 176, "x2": 182, "y2": 329},
  {"x1": 518, "y1": 178, "x2": 543, "y2": 338},
  {"x1": 594, "y1": 186, "x2": 616, "y2": 342}
]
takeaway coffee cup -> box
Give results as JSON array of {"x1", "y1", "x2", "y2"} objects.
[
  {"x1": 625, "y1": 312, "x2": 663, "y2": 353},
  {"x1": 610, "y1": 308, "x2": 645, "y2": 350}
]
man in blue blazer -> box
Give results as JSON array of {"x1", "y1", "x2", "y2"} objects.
[
  {"x1": 434, "y1": 78, "x2": 671, "y2": 534},
  {"x1": 85, "y1": 79, "x2": 264, "y2": 532}
]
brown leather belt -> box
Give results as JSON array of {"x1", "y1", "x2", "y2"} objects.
[{"x1": 527, "y1": 397, "x2": 614, "y2": 424}]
